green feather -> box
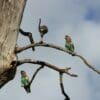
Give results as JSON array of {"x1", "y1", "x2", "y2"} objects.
[{"x1": 65, "y1": 42, "x2": 74, "y2": 52}]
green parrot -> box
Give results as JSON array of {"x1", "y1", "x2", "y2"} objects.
[
  {"x1": 21, "y1": 71, "x2": 31, "y2": 93},
  {"x1": 65, "y1": 35, "x2": 75, "y2": 52}
]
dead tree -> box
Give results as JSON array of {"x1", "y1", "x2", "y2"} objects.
[
  {"x1": 0, "y1": 0, "x2": 27, "y2": 88},
  {"x1": 0, "y1": 0, "x2": 100, "y2": 100}
]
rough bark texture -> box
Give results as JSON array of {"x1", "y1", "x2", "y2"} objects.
[{"x1": 0, "y1": 0, "x2": 26, "y2": 88}]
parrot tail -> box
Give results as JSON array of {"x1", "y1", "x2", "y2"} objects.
[{"x1": 24, "y1": 85, "x2": 31, "y2": 93}]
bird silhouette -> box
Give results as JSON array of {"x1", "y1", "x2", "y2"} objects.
[{"x1": 38, "y1": 18, "x2": 48, "y2": 43}]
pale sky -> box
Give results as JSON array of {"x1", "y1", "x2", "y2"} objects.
[{"x1": 0, "y1": 0, "x2": 100, "y2": 100}]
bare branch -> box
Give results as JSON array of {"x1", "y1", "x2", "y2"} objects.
[
  {"x1": 59, "y1": 73, "x2": 70, "y2": 100},
  {"x1": 16, "y1": 42, "x2": 73, "y2": 54},
  {"x1": 75, "y1": 54, "x2": 100, "y2": 74},
  {"x1": 29, "y1": 65, "x2": 44, "y2": 86},
  {"x1": 16, "y1": 42, "x2": 100, "y2": 74},
  {"x1": 19, "y1": 28, "x2": 35, "y2": 51},
  {"x1": 17, "y1": 59, "x2": 78, "y2": 77}
]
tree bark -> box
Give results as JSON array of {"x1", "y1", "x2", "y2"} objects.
[{"x1": 0, "y1": 0, "x2": 27, "y2": 88}]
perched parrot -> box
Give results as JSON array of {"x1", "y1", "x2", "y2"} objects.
[
  {"x1": 21, "y1": 71, "x2": 31, "y2": 93},
  {"x1": 65, "y1": 35, "x2": 75, "y2": 52},
  {"x1": 38, "y1": 18, "x2": 48, "y2": 43}
]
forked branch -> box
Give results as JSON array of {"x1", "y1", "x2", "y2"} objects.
[
  {"x1": 17, "y1": 59, "x2": 78, "y2": 77},
  {"x1": 17, "y1": 59, "x2": 77, "y2": 99},
  {"x1": 16, "y1": 42, "x2": 100, "y2": 74}
]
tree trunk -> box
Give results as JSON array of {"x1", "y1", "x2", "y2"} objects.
[{"x1": 0, "y1": 0, "x2": 27, "y2": 88}]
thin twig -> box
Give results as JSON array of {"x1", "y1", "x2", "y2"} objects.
[
  {"x1": 59, "y1": 72, "x2": 70, "y2": 100},
  {"x1": 29, "y1": 65, "x2": 44, "y2": 86},
  {"x1": 16, "y1": 42, "x2": 100, "y2": 74},
  {"x1": 17, "y1": 59, "x2": 78, "y2": 77},
  {"x1": 75, "y1": 53, "x2": 100, "y2": 74}
]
